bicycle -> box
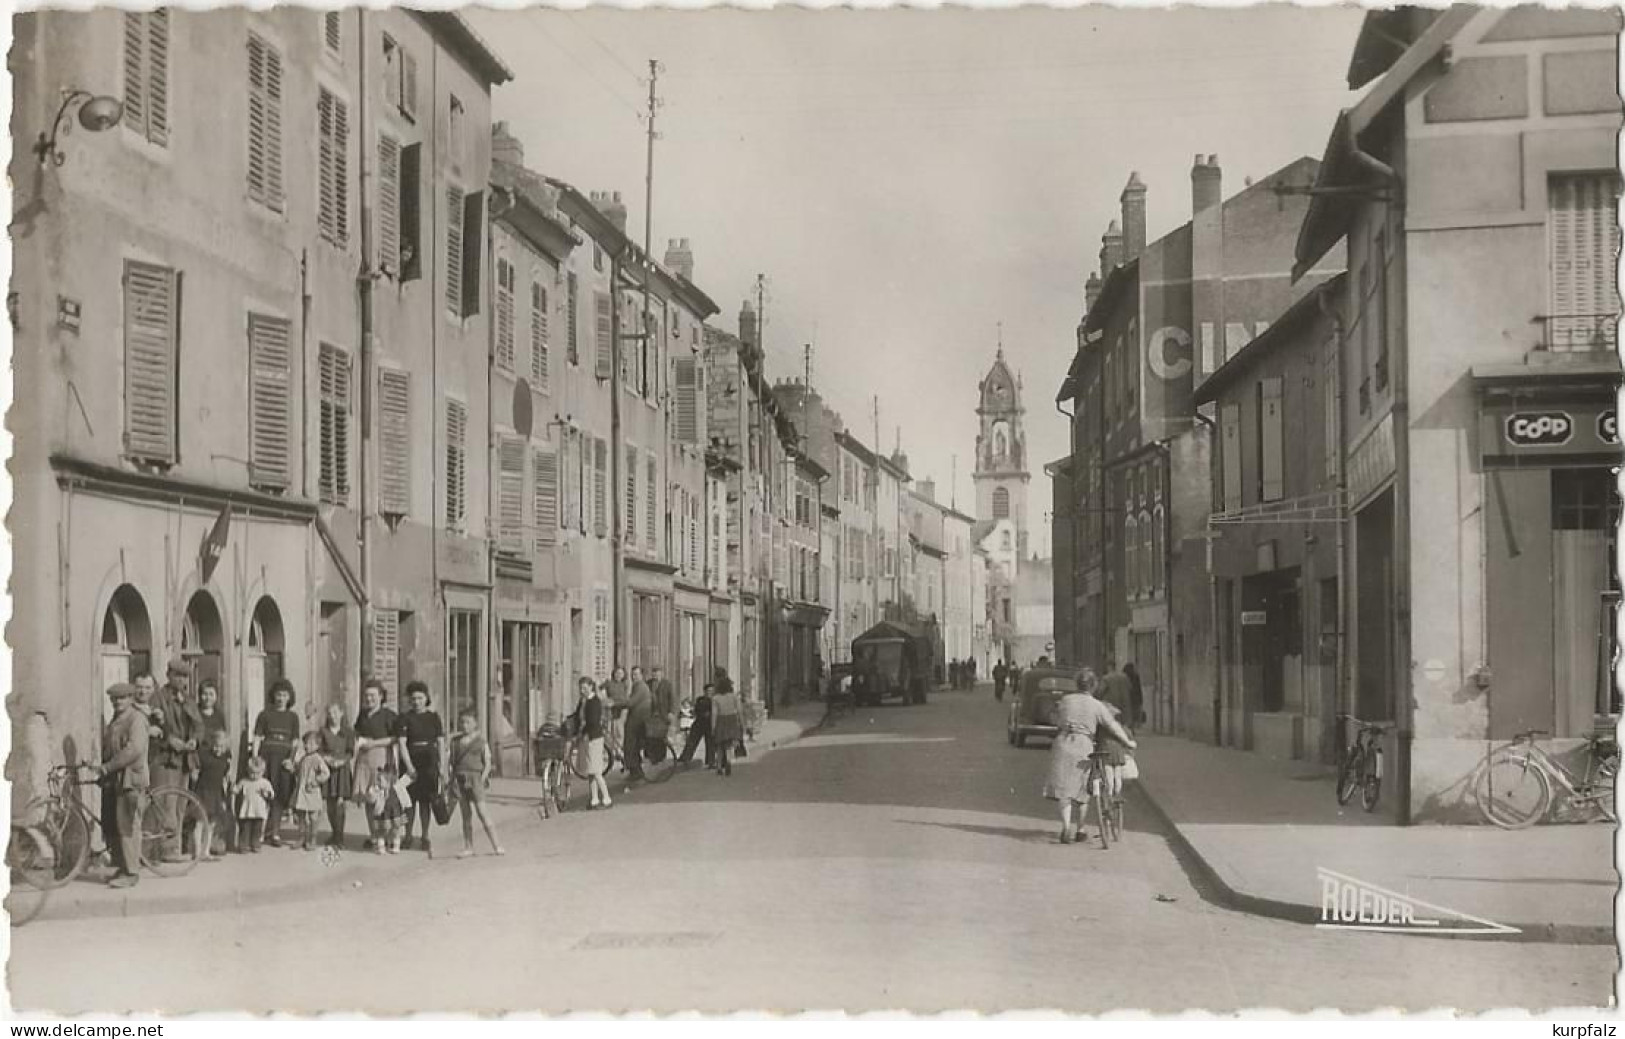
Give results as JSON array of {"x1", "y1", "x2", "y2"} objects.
[
  {"x1": 27, "y1": 762, "x2": 210, "y2": 885},
  {"x1": 631, "y1": 728, "x2": 684, "y2": 785},
  {"x1": 1082, "y1": 751, "x2": 1119, "y2": 850},
  {"x1": 533, "y1": 730, "x2": 574, "y2": 819},
  {"x1": 6, "y1": 823, "x2": 54, "y2": 925},
  {"x1": 1335, "y1": 714, "x2": 1391, "y2": 812},
  {"x1": 1473, "y1": 728, "x2": 1618, "y2": 829}
]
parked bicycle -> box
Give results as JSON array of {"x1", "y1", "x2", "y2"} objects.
[
  {"x1": 6, "y1": 822, "x2": 55, "y2": 924},
  {"x1": 1335, "y1": 714, "x2": 1391, "y2": 812},
  {"x1": 26, "y1": 762, "x2": 209, "y2": 885},
  {"x1": 1473, "y1": 728, "x2": 1618, "y2": 829}
]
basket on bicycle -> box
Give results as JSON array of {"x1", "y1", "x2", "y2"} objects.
[{"x1": 533, "y1": 732, "x2": 572, "y2": 762}]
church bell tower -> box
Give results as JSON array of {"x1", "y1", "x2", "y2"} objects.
[{"x1": 974, "y1": 346, "x2": 1030, "y2": 559}]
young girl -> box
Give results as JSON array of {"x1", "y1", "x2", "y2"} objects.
[
  {"x1": 194, "y1": 728, "x2": 234, "y2": 859},
  {"x1": 292, "y1": 732, "x2": 332, "y2": 851},
  {"x1": 234, "y1": 757, "x2": 276, "y2": 853},
  {"x1": 449, "y1": 709, "x2": 503, "y2": 858}
]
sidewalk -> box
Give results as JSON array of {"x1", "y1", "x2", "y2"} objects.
[
  {"x1": 1132, "y1": 735, "x2": 1617, "y2": 945},
  {"x1": 20, "y1": 700, "x2": 830, "y2": 925}
]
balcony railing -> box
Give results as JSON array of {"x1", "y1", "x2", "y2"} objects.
[{"x1": 1539, "y1": 312, "x2": 1620, "y2": 353}]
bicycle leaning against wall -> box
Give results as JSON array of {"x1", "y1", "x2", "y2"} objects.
[{"x1": 1473, "y1": 727, "x2": 1618, "y2": 829}]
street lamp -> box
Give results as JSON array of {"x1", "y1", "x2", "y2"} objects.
[{"x1": 34, "y1": 89, "x2": 124, "y2": 167}]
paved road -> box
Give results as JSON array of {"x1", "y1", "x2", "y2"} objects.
[{"x1": 11, "y1": 687, "x2": 1613, "y2": 1013}]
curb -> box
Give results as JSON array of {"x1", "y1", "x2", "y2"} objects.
[{"x1": 1134, "y1": 776, "x2": 1614, "y2": 947}]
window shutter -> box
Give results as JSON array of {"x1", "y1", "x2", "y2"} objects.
[
  {"x1": 530, "y1": 282, "x2": 549, "y2": 392},
  {"x1": 378, "y1": 367, "x2": 411, "y2": 516},
  {"x1": 373, "y1": 609, "x2": 399, "y2": 695},
  {"x1": 593, "y1": 437, "x2": 608, "y2": 537},
  {"x1": 533, "y1": 448, "x2": 558, "y2": 552},
  {"x1": 401, "y1": 50, "x2": 419, "y2": 121},
  {"x1": 333, "y1": 96, "x2": 350, "y2": 246},
  {"x1": 594, "y1": 292, "x2": 613, "y2": 379},
  {"x1": 122, "y1": 261, "x2": 180, "y2": 465},
  {"x1": 317, "y1": 344, "x2": 352, "y2": 505},
  {"x1": 498, "y1": 435, "x2": 525, "y2": 553},
  {"x1": 567, "y1": 273, "x2": 580, "y2": 365},
  {"x1": 646, "y1": 454, "x2": 658, "y2": 554},
  {"x1": 334, "y1": 348, "x2": 352, "y2": 502},
  {"x1": 495, "y1": 258, "x2": 515, "y2": 371},
  {"x1": 1549, "y1": 174, "x2": 1621, "y2": 351},
  {"x1": 689, "y1": 495, "x2": 701, "y2": 575},
  {"x1": 445, "y1": 185, "x2": 464, "y2": 315},
  {"x1": 324, "y1": 12, "x2": 342, "y2": 53},
  {"x1": 399, "y1": 143, "x2": 421, "y2": 281},
  {"x1": 1220, "y1": 403, "x2": 1242, "y2": 513},
  {"x1": 123, "y1": 14, "x2": 147, "y2": 140},
  {"x1": 318, "y1": 89, "x2": 349, "y2": 247},
  {"x1": 674, "y1": 355, "x2": 698, "y2": 443},
  {"x1": 247, "y1": 313, "x2": 292, "y2": 490},
  {"x1": 461, "y1": 190, "x2": 484, "y2": 318},
  {"x1": 246, "y1": 34, "x2": 284, "y2": 212},
  {"x1": 377, "y1": 134, "x2": 400, "y2": 277},
  {"x1": 382, "y1": 36, "x2": 401, "y2": 111},
  {"x1": 146, "y1": 11, "x2": 170, "y2": 145},
  {"x1": 1260, "y1": 377, "x2": 1284, "y2": 502},
  {"x1": 445, "y1": 401, "x2": 467, "y2": 530},
  {"x1": 625, "y1": 445, "x2": 639, "y2": 543}
]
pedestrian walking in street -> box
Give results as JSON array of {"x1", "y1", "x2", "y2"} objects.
[
  {"x1": 317, "y1": 703, "x2": 355, "y2": 849},
  {"x1": 623, "y1": 666, "x2": 653, "y2": 784},
  {"x1": 711, "y1": 682, "x2": 743, "y2": 777},
  {"x1": 1122, "y1": 662, "x2": 1146, "y2": 727},
  {"x1": 251, "y1": 678, "x2": 301, "y2": 847},
  {"x1": 1096, "y1": 663, "x2": 1135, "y2": 806},
  {"x1": 677, "y1": 684, "x2": 713, "y2": 768},
  {"x1": 648, "y1": 665, "x2": 676, "y2": 764},
  {"x1": 234, "y1": 757, "x2": 275, "y2": 853},
  {"x1": 397, "y1": 680, "x2": 447, "y2": 855},
  {"x1": 1043, "y1": 669, "x2": 1136, "y2": 845},
  {"x1": 573, "y1": 677, "x2": 612, "y2": 809},
  {"x1": 993, "y1": 660, "x2": 1007, "y2": 701},
  {"x1": 968, "y1": 657, "x2": 977, "y2": 688},
  {"x1": 291, "y1": 731, "x2": 331, "y2": 851},
  {"x1": 353, "y1": 679, "x2": 406, "y2": 854},
  {"x1": 450, "y1": 708, "x2": 503, "y2": 858},
  {"x1": 195, "y1": 728, "x2": 234, "y2": 859},
  {"x1": 151, "y1": 659, "x2": 201, "y2": 863},
  {"x1": 96, "y1": 682, "x2": 149, "y2": 888}
]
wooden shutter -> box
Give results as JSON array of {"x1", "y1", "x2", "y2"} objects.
[
  {"x1": 1550, "y1": 174, "x2": 1621, "y2": 351},
  {"x1": 567, "y1": 272, "x2": 580, "y2": 364},
  {"x1": 247, "y1": 313, "x2": 292, "y2": 490},
  {"x1": 123, "y1": 14, "x2": 147, "y2": 141},
  {"x1": 593, "y1": 437, "x2": 608, "y2": 537},
  {"x1": 318, "y1": 89, "x2": 349, "y2": 247},
  {"x1": 122, "y1": 260, "x2": 180, "y2": 465},
  {"x1": 533, "y1": 449, "x2": 558, "y2": 552},
  {"x1": 495, "y1": 258, "x2": 515, "y2": 371},
  {"x1": 373, "y1": 608, "x2": 400, "y2": 694},
  {"x1": 461, "y1": 190, "x2": 484, "y2": 318},
  {"x1": 498, "y1": 435, "x2": 525, "y2": 553},
  {"x1": 445, "y1": 185, "x2": 464, "y2": 315},
  {"x1": 1221, "y1": 403, "x2": 1242, "y2": 513},
  {"x1": 318, "y1": 344, "x2": 351, "y2": 504},
  {"x1": 325, "y1": 12, "x2": 342, "y2": 53},
  {"x1": 378, "y1": 367, "x2": 411, "y2": 516},
  {"x1": 246, "y1": 34, "x2": 284, "y2": 212},
  {"x1": 689, "y1": 494, "x2": 701, "y2": 575},
  {"x1": 445, "y1": 401, "x2": 467, "y2": 530},
  {"x1": 646, "y1": 454, "x2": 658, "y2": 554},
  {"x1": 674, "y1": 355, "x2": 698, "y2": 443},
  {"x1": 530, "y1": 282, "x2": 549, "y2": 392},
  {"x1": 147, "y1": 11, "x2": 170, "y2": 145},
  {"x1": 377, "y1": 134, "x2": 400, "y2": 277},
  {"x1": 401, "y1": 50, "x2": 419, "y2": 121},
  {"x1": 382, "y1": 36, "x2": 401, "y2": 110},
  {"x1": 594, "y1": 291, "x2": 613, "y2": 379},
  {"x1": 1260, "y1": 377, "x2": 1284, "y2": 502},
  {"x1": 625, "y1": 445, "x2": 639, "y2": 543},
  {"x1": 399, "y1": 143, "x2": 421, "y2": 281}
]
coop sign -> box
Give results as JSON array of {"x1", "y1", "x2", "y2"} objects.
[
  {"x1": 1505, "y1": 412, "x2": 1573, "y2": 447},
  {"x1": 1480, "y1": 400, "x2": 1622, "y2": 469}
]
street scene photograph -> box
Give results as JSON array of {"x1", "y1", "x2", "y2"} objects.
[{"x1": 3, "y1": 1, "x2": 1621, "y2": 1017}]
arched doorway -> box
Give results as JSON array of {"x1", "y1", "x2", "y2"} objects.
[
  {"x1": 245, "y1": 596, "x2": 286, "y2": 722},
  {"x1": 181, "y1": 590, "x2": 225, "y2": 717},
  {"x1": 100, "y1": 585, "x2": 153, "y2": 725}
]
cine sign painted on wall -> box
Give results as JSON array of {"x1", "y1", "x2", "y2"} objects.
[{"x1": 1480, "y1": 402, "x2": 1621, "y2": 469}]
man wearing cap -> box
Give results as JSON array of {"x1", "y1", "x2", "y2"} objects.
[
  {"x1": 98, "y1": 683, "x2": 150, "y2": 888},
  {"x1": 150, "y1": 659, "x2": 202, "y2": 862}
]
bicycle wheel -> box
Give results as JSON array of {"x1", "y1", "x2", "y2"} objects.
[
  {"x1": 1361, "y1": 749, "x2": 1382, "y2": 812},
  {"x1": 1093, "y1": 787, "x2": 1112, "y2": 850},
  {"x1": 24, "y1": 796, "x2": 90, "y2": 888},
  {"x1": 1111, "y1": 795, "x2": 1125, "y2": 842},
  {"x1": 643, "y1": 737, "x2": 680, "y2": 785},
  {"x1": 1474, "y1": 754, "x2": 1551, "y2": 829},
  {"x1": 8, "y1": 824, "x2": 57, "y2": 893},
  {"x1": 140, "y1": 788, "x2": 208, "y2": 877},
  {"x1": 1585, "y1": 748, "x2": 1617, "y2": 822},
  {"x1": 1335, "y1": 747, "x2": 1364, "y2": 806}
]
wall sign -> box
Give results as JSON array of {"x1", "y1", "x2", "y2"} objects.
[
  {"x1": 1241, "y1": 610, "x2": 1268, "y2": 626},
  {"x1": 1480, "y1": 400, "x2": 1620, "y2": 469}
]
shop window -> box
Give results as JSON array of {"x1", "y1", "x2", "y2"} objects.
[{"x1": 1552, "y1": 468, "x2": 1621, "y2": 531}]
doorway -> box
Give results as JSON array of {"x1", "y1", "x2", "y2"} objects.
[
  {"x1": 100, "y1": 585, "x2": 153, "y2": 726},
  {"x1": 1354, "y1": 489, "x2": 1396, "y2": 723}
]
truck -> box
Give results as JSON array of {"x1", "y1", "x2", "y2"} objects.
[{"x1": 850, "y1": 620, "x2": 934, "y2": 706}]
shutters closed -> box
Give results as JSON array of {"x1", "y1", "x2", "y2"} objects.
[
  {"x1": 373, "y1": 608, "x2": 400, "y2": 696},
  {"x1": 445, "y1": 400, "x2": 468, "y2": 531},
  {"x1": 530, "y1": 281, "x2": 549, "y2": 392},
  {"x1": 246, "y1": 33, "x2": 285, "y2": 212},
  {"x1": 498, "y1": 435, "x2": 525, "y2": 553},
  {"x1": 1220, "y1": 403, "x2": 1242, "y2": 513},
  {"x1": 378, "y1": 367, "x2": 411, "y2": 516},
  {"x1": 689, "y1": 494, "x2": 701, "y2": 576},
  {"x1": 674, "y1": 355, "x2": 698, "y2": 443},
  {"x1": 317, "y1": 88, "x2": 349, "y2": 247},
  {"x1": 461, "y1": 191, "x2": 484, "y2": 318},
  {"x1": 495, "y1": 257, "x2": 515, "y2": 371},
  {"x1": 401, "y1": 50, "x2": 419, "y2": 122},
  {"x1": 593, "y1": 437, "x2": 608, "y2": 537},
  {"x1": 247, "y1": 313, "x2": 292, "y2": 490},
  {"x1": 533, "y1": 449, "x2": 558, "y2": 552},
  {"x1": 646, "y1": 454, "x2": 658, "y2": 555},
  {"x1": 323, "y1": 12, "x2": 342, "y2": 53},
  {"x1": 566, "y1": 272, "x2": 580, "y2": 365},
  {"x1": 123, "y1": 260, "x2": 181, "y2": 465},
  {"x1": 445, "y1": 185, "x2": 464, "y2": 315},
  {"x1": 1549, "y1": 173, "x2": 1622, "y2": 351},
  {"x1": 1259, "y1": 377, "x2": 1284, "y2": 503},
  {"x1": 625, "y1": 445, "x2": 639, "y2": 543},
  {"x1": 376, "y1": 134, "x2": 400, "y2": 277},
  {"x1": 594, "y1": 292, "x2": 613, "y2": 379},
  {"x1": 123, "y1": 12, "x2": 170, "y2": 147},
  {"x1": 318, "y1": 344, "x2": 352, "y2": 505}
]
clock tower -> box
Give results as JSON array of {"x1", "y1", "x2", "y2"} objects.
[{"x1": 974, "y1": 347, "x2": 1030, "y2": 560}]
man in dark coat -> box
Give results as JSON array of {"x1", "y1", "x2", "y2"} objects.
[
  {"x1": 150, "y1": 658, "x2": 201, "y2": 861},
  {"x1": 678, "y1": 685, "x2": 713, "y2": 768},
  {"x1": 624, "y1": 666, "x2": 653, "y2": 783},
  {"x1": 98, "y1": 683, "x2": 150, "y2": 888},
  {"x1": 1122, "y1": 662, "x2": 1147, "y2": 727},
  {"x1": 647, "y1": 665, "x2": 676, "y2": 764},
  {"x1": 993, "y1": 660, "x2": 1008, "y2": 701}
]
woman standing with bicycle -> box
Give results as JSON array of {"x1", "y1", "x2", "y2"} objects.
[
  {"x1": 573, "y1": 677, "x2": 612, "y2": 810},
  {"x1": 1044, "y1": 669, "x2": 1136, "y2": 845}
]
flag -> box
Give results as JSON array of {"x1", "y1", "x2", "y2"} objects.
[{"x1": 199, "y1": 505, "x2": 231, "y2": 585}]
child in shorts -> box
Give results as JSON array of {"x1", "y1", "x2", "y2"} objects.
[{"x1": 449, "y1": 708, "x2": 503, "y2": 858}]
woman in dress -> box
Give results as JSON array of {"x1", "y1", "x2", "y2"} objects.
[
  {"x1": 251, "y1": 678, "x2": 301, "y2": 847},
  {"x1": 397, "y1": 680, "x2": 447, "y2": 855},
  {"x1": 1044, "y1": 669, "x2": 1136, "y2": 844},
  {"x1": 317, "y1": 703, "x2": 355, "y2": 849},
  {"x1": 352, "y1": 679, "x2": 405, "y2": 854},
  {"x1": 709, "y1": 681, "x2": 743, "y2": 777},
  {"x1": 574, "y1": 677, "x2": 612, "y2": 810}
]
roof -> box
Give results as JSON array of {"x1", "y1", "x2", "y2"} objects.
[
  {"x1": 1058, "y1": 256, "x2": 1138, "y2": 401},
  {"x1": 413, "y1": 12, "x2": 513, "y2": 87},
  {"x1": 793, "y1": 452, "x2": 829, "y2": 481},
  {"x1": 1293, "y1": 6, "x2": 1477, "y2": 279},
  {"x1": 491, "y1": 160, "x2": 579, "y2": 261},
  {"x1": 1194, "y1": 273, "x2": 1347, "y2": 405},
  {"x1": 853, "y1": 619, "x2": 930, "y2": 643},
  {"x1": 835, "y1": 430, "x2": 877, "y2": 467}
]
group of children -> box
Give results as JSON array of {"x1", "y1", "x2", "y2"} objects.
[{"x1": 193, "y1": 707, "x2": 502, "y2": 859}]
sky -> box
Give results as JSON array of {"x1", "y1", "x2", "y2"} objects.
[{"x1": 467, "y1": 4, "x2": 1369, "y2": 555}]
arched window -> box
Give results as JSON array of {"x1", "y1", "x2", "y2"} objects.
[
  {"x1": 1124, "y1": 513, "x2": 1139, "y2": 599},
  {"x1": 993, "y1": 426, "x2": 1009, "y2": 461},
  {"x1": 100, "y1": 585, "x2": 153, "y2": 724},
  {"x1": 992, "y1": 487, "x2": 1010, "y2": 519},
  {"x1": 246, "y1": 597, "x2": 286, "y2": 717},
  {"x1": 1140, "y1": 510, "x2": 1155, "y2": 596}
]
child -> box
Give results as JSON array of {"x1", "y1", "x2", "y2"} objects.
[
  {"x1": 234, "y1": 757, "x2": 275, "y2": 853},
  {"x1": 194, "y1": 729, "x2": 235, "y2": 859},
  {"x1": 291, "y1": 731, "x2": 332, "y2": 851},
  {"x1": 449, "y1": 709, "x2": 503, "y2": 858}
]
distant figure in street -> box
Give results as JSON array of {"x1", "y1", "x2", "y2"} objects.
[
  {"x1": 353, "y1": 679, "x2": 406, "y2": 854},
  {"x1": 969, "y1": 657, "x2": 977, "y2": 687},
  {"x1": 678, "y1": 684, "x2": 713, "y2": 768},
  {"x1": 251, "y1": 678, "x2": 301, "y2": 848},
  {"x1": 234, "y1": 756, "x2": 275, "y2": 853},
  {"x1": 450, "y1": 708, "x2": 503, "y2": 857},
  {"x1": 993, "y1": 660, "x2": 1008, "y2": 702},
  {"x1": 291, "y1": 731, "x2": 331, "y2": 851},
  {"x1": 623, "y1": 666, "x2": 653, "y2": 784},
  {"x1": 195, "y1": 727, "x2": 234, "y2": 859},
  {"x1": 648, "y1": 665, "x2": 676, "y2": 764},
  {"x1": 1044, "y1": 669, "x2": 1136, "y2": 844},
  {"x1": 317, "y1": 703, "x2": 355, "y2": 849},
  {"x1": 573, "y1": 677, "x2": 612, "y2": 809},
  {"x1": 1009, "y1": 664, "x2": 1023, "y2": 700},
  {"x1": 710, "y1": 682, "x2": 743, "y2": 777},
  {"x1": 97, "y1": 682, "x2": 149, "y2": 887},
  {"x1": 397, "y1": 680, "x2": 447, "y2": 854},
  {"x1": 605, "y1": 666, "x2": 630, "y2": 768},
  {"x1": 1122, "y1": 663, "x2": 1146, "y2": 727}
]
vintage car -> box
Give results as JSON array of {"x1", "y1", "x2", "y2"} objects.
[{"x1": 1006, "y1": 665, "x2": 1085, "y2": 747}]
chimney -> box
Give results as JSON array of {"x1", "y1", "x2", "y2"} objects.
[
  {"x1": 1120, "y1": 171, "x2": 1147, "y2": 262},
  {"x1": 1191, "y1": 153, "x2": 1225, "y2": 377},
  {"x1": 739, "y1": 300, "x2": 757, "y2": 349},
  {"x1": 592, "y1": 190, "x2": 628, "y2": 234},
  {"x1": 1084, "y1": 272, "x2": 1103, "y2": 313},
  {"x1": 664, "y1": 237, "x2": 695, "y2": 281},
  {"x1": 1099, "y1": 219, "x2": 1124, "y2": 278},
  {"x1": 491, "y1": 122, "x2": 524, "y2": 167},
  {"x1": 918, "y1": 479, "x2": 936, "y2": 503}
]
